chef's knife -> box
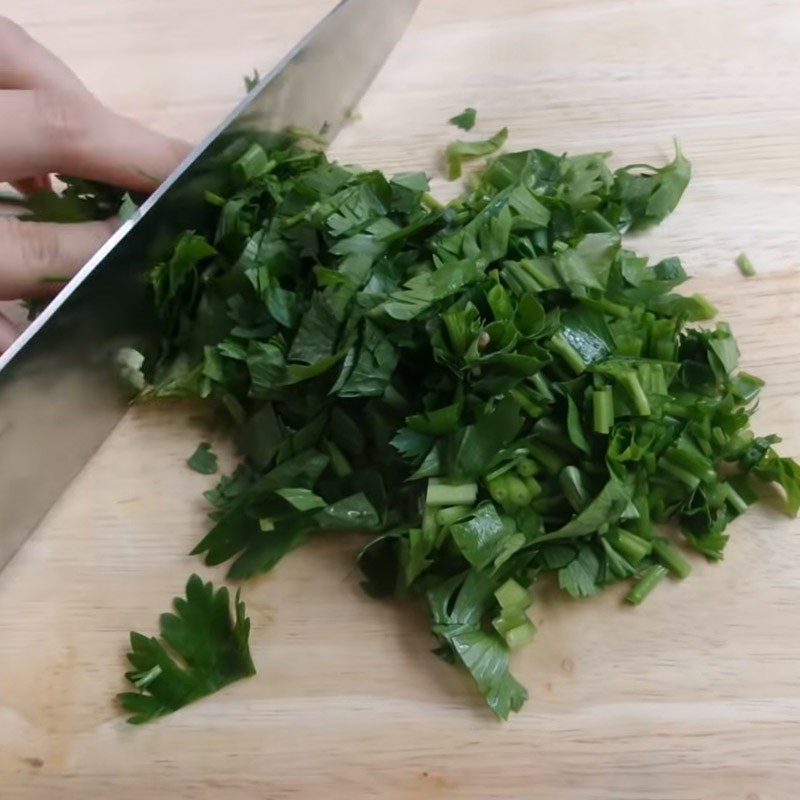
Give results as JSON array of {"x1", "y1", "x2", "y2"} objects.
[{"x1": 0, "y1": 0, "x2": 421, "y2": 572}]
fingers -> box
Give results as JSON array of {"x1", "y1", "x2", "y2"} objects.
[
  {"x1": 0, "y1": 17, "x2": 86, "y2": 92},
  {"x1": 90, "y1": 108, "x2": 192, "y2": 190},
  {"x1": 11, "y1": 175, "x2": 53, "y2": 195},
  {"x1": 0, "y1": 89, "x2": 191, "y2": 190},
  {"x1": 0, "y1": 216, "x2": 117, "y2": 300},
  {"x1": 0, "y1": 310, "x2": 16, "y2": 353}
]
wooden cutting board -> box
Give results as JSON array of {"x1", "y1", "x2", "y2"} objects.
[{"x1": 1, "y1": 1, "x2": 799, "y2": 798}]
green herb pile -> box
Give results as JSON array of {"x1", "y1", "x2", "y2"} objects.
[
  {"x1": 136, "y1": 132, "x2": 798, "y2": 719},
  {"x1": 25, "y1": 124, "x2": 800, "y2": 721}
]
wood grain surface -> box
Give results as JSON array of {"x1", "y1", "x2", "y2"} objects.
[{"x1": 1, "y1": 1, "x2": 799, "y2": 798}]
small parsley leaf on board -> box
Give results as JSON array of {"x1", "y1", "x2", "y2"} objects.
[
  {"x1": 187, "y1": 442, "x2": 219, "y2": 475},
  {"x1": 449, "y1": 107, "x2": 477, "y2": 131},
  {"x1": 118, "y1": 575, "x2": 255, "y2": 724}
]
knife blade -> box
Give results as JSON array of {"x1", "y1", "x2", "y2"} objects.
[{"x1": 0, "y1": 0, "x2": 421, "y2": 573}]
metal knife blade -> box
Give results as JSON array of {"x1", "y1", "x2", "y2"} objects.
[{"x1": 0, "y1": 0, "x2": 420, "y2": 572}]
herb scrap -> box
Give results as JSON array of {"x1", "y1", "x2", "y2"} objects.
[
  {"x1": 187, "y1": 442, "x2": 219, "y2": 475},
  {"x1": 243, "y1": 69, "x2": 261, "y2": 92},
  {"x1": 736, "y1": 252, "x2": 756, "y2": 277},
  {"x1": 449, "y1": 107, "x2": 477, "y2": 131}
]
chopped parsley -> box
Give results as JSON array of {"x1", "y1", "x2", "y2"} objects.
[{"x1": 26, "y1": 124, "x2": 799, "y2": 721}]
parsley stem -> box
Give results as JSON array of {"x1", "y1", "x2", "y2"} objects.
[
  {"x1": 619, "y1": 372, "x2": 651, "y2": 416},
  {"x1": 658, "y1": 458, "x2": 701, "y2": 489},
  {"x1": 425, "y1": 480, "x2": 478, "y2": 507},
  {"x1": 488, "y1": 474, "x2": 532, "y2": 507},
  {"x1": 503, "y1": 263, "x2": 536, "y2": 295},
  {"x1": 517, "y1": 258, "x2": 559, "y2": 290},
  {"x1": 531, "y1": 373, "x2": 554, "y2": 402},
  {"x1": 421, "y1": 192, "x2": 445, "y2": 212},
  {"x1": 578, "y1": 296, "x2": 629, "y2": 318},
  {"x1": 651, "y1": 319, "x2": 677, "y2": 361},
  {"x1": 495, "y1": 579, "x2": 532, "y2": 610},
  {"x1": 626, "y1": 564, "x2": 668, "y2": 605},
  {"x1": 510, "y1": 387, "x2": 546, "y2": 418},
  {"x1": 664, "y1": 402, "x2": 691, "y2": 419},
  {"x1": 521, "y1": 476, "x2": 543, "y2": 498},
  {"x1": 516, "y1": 457, "x2": 541, "y2": 477},
  {"x1": 526, "y1": 442, "x2": 566, "y2": 475},
  {"x1": 549, "y1": 333, "x2": 586, "y2": 375},
  {"x1": 652, "y1": 537, "x2": 692, "y2": 579},
  {"x1": 665, "y1": 445, "x2": 716, "y2": 483},
  {"x1": 131, "y1": 664, "x2": 163, "y2": 689},
  {"x1": 422, "y1": 506, "x2": 438, "y2": 538},
  {"x1": 592, "y1": 386, "x2": 614, "y2": 434},
  {"x1": 614, "y1": 529, "x2": 653, "y2": 564},
  {"x1": 233, "y1": 143, "x2": 275, "y2": 181},
  {"x1": 435, "y1": 504, "x2": 472, "y2": 527},
  {"x1": 503, "y1": 619, "x2": 536, "y2": 650},
  {"x1": 504, "y1": 474, "x2": 534, "y2": 507},
  {"x1": 722, "y1": 482, "x2": 749, "y2": 514},
  {"x1": 204, "y1": 190, "x2": 226, "y2": 206}
]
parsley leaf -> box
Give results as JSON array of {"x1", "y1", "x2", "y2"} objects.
[
  {"x1": 187, "y1": 442, "x2": 219, "y2": 475},
  {"x1": 118, "y1": 575, "x2": 255, "y2": 724}
]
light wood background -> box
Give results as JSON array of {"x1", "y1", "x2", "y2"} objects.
[{"x1": 1, "y1": 1, "x2": 799, "y2": 798}]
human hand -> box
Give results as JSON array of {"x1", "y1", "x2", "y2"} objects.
[{"x1": 0, "y1": 17, "x2": 190, "y2": 351}]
